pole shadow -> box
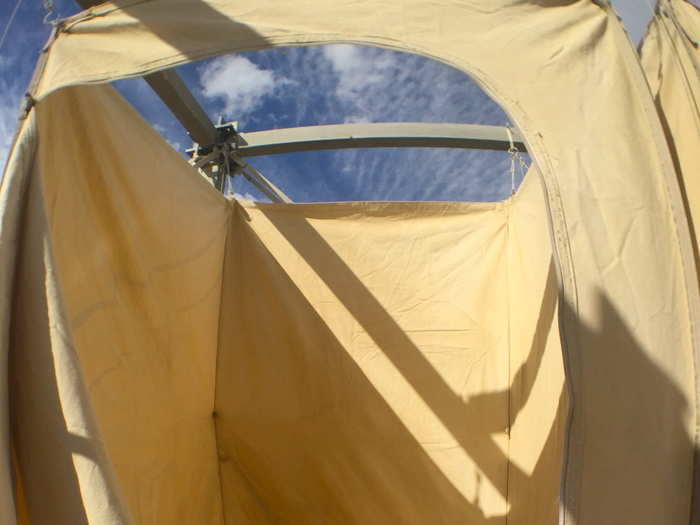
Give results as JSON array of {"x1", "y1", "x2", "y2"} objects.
[
  {"x1": 101, "y1": 0, "x2": 272, "y2": 63},
  {"x1": 211, "y1": 202, "x2": 566, "y2": 524},
  {"x1": 559, "y1": 292, "x2": 698, "y2": 525}
]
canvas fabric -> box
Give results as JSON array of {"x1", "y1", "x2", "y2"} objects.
[
  {"x1": 641, "y1": 0, "x2": 700, "y2": 277},
  {"x1": 0, "y1": 1, "x2": 698, "y2": 524},
  {"x1": 4, "y1": 83, "x2": 565, "y2": 525},
  {"x1": 639, "y1": 0, "x2": 700, "y2": 516}
]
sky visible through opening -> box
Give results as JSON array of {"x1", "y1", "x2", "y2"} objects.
[
  {"x1": 116, "y1": 45, "x2": 524, "y2": 202},
  {"x1": 1, "y1": 0, "x2": 698, "y2": 201}
]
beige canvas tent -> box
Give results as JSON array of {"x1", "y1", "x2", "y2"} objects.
[{"x1": 2, "y1": 0, "x2": 700, "y2": 523}]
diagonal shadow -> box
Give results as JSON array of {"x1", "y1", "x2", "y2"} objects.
[
  {"x1": 218, "y1": 213, "x2": 501, "y2": 523},
  {"x1": 251, "y1": 205, "x2": 700, "y2": 524},
  {"x1": 104, "y1": 0, "x2": 270, "y2": 61},
  {"x1": 257, "y1": 206, "x2": 559, "y2": 502},
  {"x1": 216, "y1": 202, "x2": 564, "y2": 523},
  {"x1": 558, "y1": 292, "x2": 698, "y2": 525}
]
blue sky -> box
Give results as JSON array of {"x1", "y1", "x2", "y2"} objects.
[{"x1": 0, "y1": 0, "x2": 694, "y2": 202}]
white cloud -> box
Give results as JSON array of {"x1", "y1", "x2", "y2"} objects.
[
  {"x1": 199, "y1": 55, "x2": 290, "y2": 119},
  {"x1": 232, "y1": 191, "x2": 257, "y2": 201},
  {"x1": 153, "y1": 124, "x2": 182, "y2": 151},
  {"x1": 292, "y1": 44, "x2": 517, "y2": 201},
  {"x1": 210, "y1": 44, "x2": 518, "y2": 202},
  {"x1": 321, "y1": 45, "x2": 401, "y2": 122},
  {"x1": 345, "y1": 114, "x2": 371, "y2": 124},
  {"x1": 322, "y1": 45, "x2": 395, "y2": 101}
]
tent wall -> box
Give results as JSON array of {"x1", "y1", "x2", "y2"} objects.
[
  {"x1": 1, "y1": 0, "x2": 699, "y2": 524},
  {"x1": 10, "y1": 85, "x2": 230, "y2": 524},
  {"x1": 216, "y1": 173, "x2": 564, "y2": 525},
  {"x1": 640, "y1": 0, "x2": 700, "y2": 514},
  {"x1": 5, "y1": 82, "x2": 565, "y2": 525},
  {"x1": 10, "y1": 137, "x2": 133, "y2": 525},
  {"x1": 641, "y1": 0, "x2": 700, "y2": 278}
]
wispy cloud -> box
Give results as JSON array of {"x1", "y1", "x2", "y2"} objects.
[
  {"x1": 198, "y1": 55, "x2": 291, "y2": 121},
  {"x1": 307, "y1": 45, "x2": 517, "y2": 201},
  {"x1": 0, "y1": 2, "x2": 526, "y2": 202},
  {"x1": 153, "y1": 124, "x2": 183, "y2": 151},
  {"x1": 5, "y1": 0, "x2": 699, "y2": 201},
  {"x1": 0, "y1": 53, "x2": 26, "y2": 172},
  {"x1": 322, "y1": 44, "x2": 399, "y2": 121},
  {"x1": 0, "y1": 0, "x2": 68, "y2": 174},
  {"x1": 0, "y1": 99, "x2": 19, "y2": 173},
  {"x1": 189, "y1": 44, "x2": 521, "y2": 203},
  {"x1": 231, "y1": 191, "x2": 258, "y2": 201}
]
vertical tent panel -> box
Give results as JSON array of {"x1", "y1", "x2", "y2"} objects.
[
  {"x1": 641, "y1": 0, "x2": 700, "y2": 276},
  {"x1": 219, "y1": 197, "x2": 512, "y2": 523},
  {"x1": 9, "y1": 129, "x2": 133, "y2": 525},
  {"x1": 505, "y1": 173, "x2": 566, "y2": 525},
  {"x1": 640, "y1": 2, "x2": 700, "y2": 518},
  {"x1": 215, "y1": 171, "x2": 564, "y2": 524},
  {"x1": 9, "y1": 84, "x2": 230, "y2": 525},
  {"x1": 0, "y1": 113, "x2": 37, "y2": 524}
]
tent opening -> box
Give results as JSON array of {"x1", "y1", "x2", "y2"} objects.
[{"x1": 113, "y1": 44, "x2": 532, "y2": 203}]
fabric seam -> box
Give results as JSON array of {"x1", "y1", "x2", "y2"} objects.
[{"x1": 211, "y1": 202, "x2": 232, "y2": 525}]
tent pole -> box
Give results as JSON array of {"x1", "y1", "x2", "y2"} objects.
[{"x1": 235, "y1": 122, "x2": 526, "y2": 157}]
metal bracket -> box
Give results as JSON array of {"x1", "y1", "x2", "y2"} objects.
[
  {"x1": 187, "y1": 120, "x2": 237, "y2": 192},
  {"x1": 186, "y1": 120, "x2": 291, "y2": 202},
  {"x1": 186, "y1": 121, "x2": 242, "y2": 158}
]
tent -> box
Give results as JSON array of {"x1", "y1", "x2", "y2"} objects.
[{"x1": 1, "y1": 0, "x2": 699, "y2": 523}]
